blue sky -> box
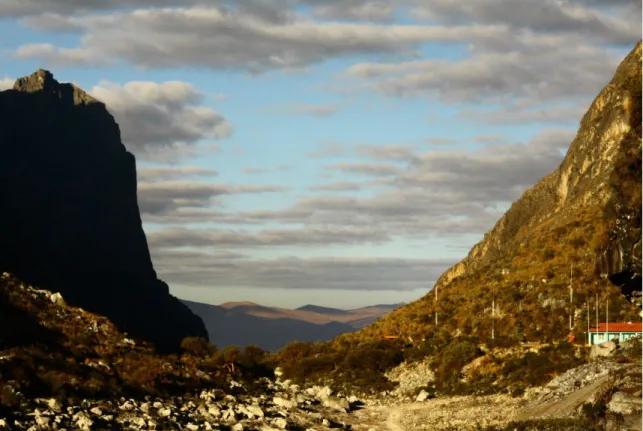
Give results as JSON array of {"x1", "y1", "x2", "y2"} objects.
[{"x1": 1, "y1": 0, "x2": 640, "y2": 308}]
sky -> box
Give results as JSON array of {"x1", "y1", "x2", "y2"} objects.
[{"x1": 0, "y1": 0, "x2": 641, "y2": 309}]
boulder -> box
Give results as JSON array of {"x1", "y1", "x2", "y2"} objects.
[
  {"x1": 607, "y1": 391, "x2": 642, "y2": 415},
  {"x1": 589, "y1": 341, "x2": 618, "y2": 359},
  {"x1": 416, "y1": 390, "x2": 429, "y2": 402}
]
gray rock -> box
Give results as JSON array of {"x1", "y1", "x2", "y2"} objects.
[
  {"x1": 315, "y1": 386, "x2": 333, "y2": 401},
  {"x1": 222, "y1": 408, "x2": 236, "y2": 422},
  {"x1": 322, "y1": 397, "x2": 350, "y2": 413},
  {"x1": 416, "y1": 390, "x2": 429, "y2": 402},
  {"x1": 273, "y1": 397, "x2": 297, "y2": 409},
  {"x1": 73, "y1": 412, "x2": 93, "y2": 430},
  {"x1": 608, "y1": 391, "x2": 642, "y2": 415},
  {"x1": 589, "y1": 341, "x2": 618, "y2": 359},
  {"x1": 272, "y1": 417, "x2": 288, "y2": 429},
  {"x1": 247, "y1": 405, "x2": 264, "y2": 418},
  {"x1": 50, "y1": 292, "x2": 65, "y2": 305},
  {"x1": 208, "y1": 405, "x2": 221, "y2": 417}
]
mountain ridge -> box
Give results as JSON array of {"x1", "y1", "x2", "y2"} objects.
[{"x1": 358, "y1": 40, "x2": 642, "y2": 343}]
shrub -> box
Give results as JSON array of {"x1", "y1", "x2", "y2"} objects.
[
  {"x1": 180, "y1": 337, "x2": 217, "y2": 358},
  {"x1": 482, "y1": 418, "x2": 603, "y2": 431},
  {"x1": 433, "y1": 340, "x2": 481, "y2": 393}
]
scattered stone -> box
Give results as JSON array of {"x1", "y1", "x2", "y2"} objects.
[
  {"x1": 607, "y1": 391, "x2": 642, "y2": 415},
  {"x1": 272, "y1": 417, "x2": 288, "y2": 429},
  {"x1": 416, "y1": 390, "x2": 429, "y2": 402}
]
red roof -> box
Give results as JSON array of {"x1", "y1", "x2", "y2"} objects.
[{"x1": 589, "y1": 322, "x2": 642, "y2": 333}]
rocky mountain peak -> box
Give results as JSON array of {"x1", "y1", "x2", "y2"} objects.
[
  {"x1": 12, "y1": 69, "x2": 99, "y2": 106},
  {"x1": 0, "y1": 70, "x2": 208, "y2": 351},
  {"x1": 435, "y1": 40, "x2": 642, "y2": 291}
]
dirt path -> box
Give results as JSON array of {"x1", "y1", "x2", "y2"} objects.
[
  {"x1": 348, "y1": 396, "x2": 523, "y2": 431},
  {"x1": 517, "y1": 375, "x2": 609, "y2": 420},
  {"x1": 384, "y1": 406, "x2": 405, "y2": 431}
]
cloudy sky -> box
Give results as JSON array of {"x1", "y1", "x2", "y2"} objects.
[{"x1": 1, "y1": 0, "x2": 641, "y2": 309}]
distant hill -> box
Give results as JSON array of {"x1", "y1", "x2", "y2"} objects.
[
  {"x1": 296, "y1": 304, "x2": 349, "y2": 315},
  {"x1": 219, "y1": 300, "x2": 404, "y2": 328},
  {"x1": 181, "y1": 300, "x2": 355, "y2": 351},
  {"x1": 181, "y1": 300, "x2": 403, "y2": 350}
]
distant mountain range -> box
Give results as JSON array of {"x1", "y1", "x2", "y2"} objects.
[{"x1": 181, "y1": 300, "x2": 404, "y2": 351}]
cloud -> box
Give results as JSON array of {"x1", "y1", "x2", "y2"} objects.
[
  {"x1": 148, "y1": 225, "x2": 391, "y2": 248},
  {"x1": 460, "y1": 103, "x2": 588, "y2": 125},
  {"x1": 14, "y1": 6, "x2": 511, "y2": 72},
  {"x1": 151, "y1": 250, "x2": 455, "y2": 291},
  {"x1": 426, "y1": 138, "x2": 457, "y2": 146},
  {"x1": 260, "y1": 103, "x2": 338, "y2": 117},
  {"x1": 223, "y1": 128, "x2": 573, "y2": 239},
  {"x1": 139, "y1": 128, "x2": 575, "y2": 231},
  {"x1": 472, "y1": 134, "x2": 506, "y2": 144},
  {"x1": 275, "y1": 165, "x2": 293, "y2": 171},
  {"x1": 306, "y1": 143, "x2": 349, "y2": 158},
  {"x1": 325, "y1": 162, "x2": 401, "y2": 176},
  {"x1": 399, "y1": 129, "x2": 575, "y2": 199},
  {"x1": 138, "y1": 165, "x2": 218, "y2": 181},
  {"x1": 138, "y1": 181, "x2": 287, "y2": 217},
  {"x1": 409, "y1": 0, "x2": 640, "y2": 45},
  {"x1": 311, "y1": 1, "x2": 396, "y2": 22},
  {"x1": 243, "y1": 167, "x2": 270, "y2": 174},
  {"x1": 308, "y1": 181, "x2": 364, "y2": 191},
  {"x1": 354, "y1": 144, "x2": 418, "y2": 161},
  {"x1": 0, "y1": 77, "x2": 15, "y2": 91},
  {"x1": 88, "y1": 80, "x2": 232, "y2": 160},
  {"x1": 345, "y1": 41, "x2": 624, "y2": 105}
]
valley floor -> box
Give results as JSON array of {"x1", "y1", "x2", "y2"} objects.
[{"x1": 345, "y1": 394, "x2": 526, "y2": 431}]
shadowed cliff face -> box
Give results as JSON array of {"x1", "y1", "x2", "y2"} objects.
[{"x1": 0, "y1": 70, "x2": 208, "y2": 352}]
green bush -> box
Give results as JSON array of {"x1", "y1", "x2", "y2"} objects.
[{"x1": 433, "y1": 340, "x2": 481, "y2": 393}]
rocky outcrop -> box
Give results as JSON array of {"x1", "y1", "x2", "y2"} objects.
[{"x1": 0, "y1": 70, "x2": 207, "y2": 351}]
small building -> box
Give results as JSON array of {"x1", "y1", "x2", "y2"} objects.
[{"x1": 588, "y1": 322, "x2": 642, "y2": 345}]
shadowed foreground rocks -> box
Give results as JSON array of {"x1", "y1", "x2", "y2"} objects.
[{"x1": 0, "y1": 70, "x2": 207, "y2": 352}]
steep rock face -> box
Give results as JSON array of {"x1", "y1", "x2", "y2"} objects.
[
  {"x1": 0, "y1": 70, "x2": 207, "y2": 351},
  {"x1": 436, "y1": 41, "x2": 642, "y2": 298},
  {"x1": 357, "y1": 41, "x2": 641, "y2": 342}
]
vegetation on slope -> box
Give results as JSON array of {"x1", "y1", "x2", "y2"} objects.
[
  {"x1": 276, "y1": 41, "x2": 642, "y2": 397},
  {"x1": 0, "y1": 273, "x2": 273, "y2": 418}
]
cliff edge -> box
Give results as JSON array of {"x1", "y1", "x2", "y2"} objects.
[{"x1": 0, "y1": 70, "x2": 208, "y2": 351}]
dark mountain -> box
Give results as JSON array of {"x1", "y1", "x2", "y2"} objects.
[
  {"x1": 0, "y1": 70, "x2": 207, "y2": 352},
  {"x1": 182, "y1": 300, "x2": 354, "y2": 351}
]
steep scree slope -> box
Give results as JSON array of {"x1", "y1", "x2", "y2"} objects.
[{"x1": 0, "y1": 70, "x2": 207, "y2": 351}]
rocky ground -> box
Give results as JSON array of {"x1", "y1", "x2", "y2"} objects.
[
  {"x1": 1, "y1": 273, "x2": 641, "y2": 430},
  {"x1": 2, "y1": 348, "x2": 641, "y2": 431},
  {"x1": 0, "y1": 371, "x2": 363, "y2": 430}
]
